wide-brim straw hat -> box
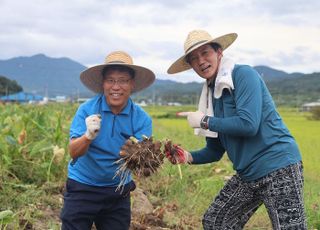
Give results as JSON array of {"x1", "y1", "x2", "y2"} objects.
[
  {"x1": 167, "y1": 30, "x2": 238, "y2": 74},
  {"x1": 80, "y1": 51, "x2": 155, "y2": 93}
]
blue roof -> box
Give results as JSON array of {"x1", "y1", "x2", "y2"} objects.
[{"x1": 0, "y1": 92, "x2": 43, "y2": 102}]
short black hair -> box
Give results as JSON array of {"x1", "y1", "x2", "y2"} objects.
[
  {"x1": 210, "y1": 42, "x2": 222, "y2": 51},
  {"x1": 102, "y1": 65, "x2": 135, "y2": 80},
  {"x1": 185, "y1": 42, "x2": 223, "y2": 64}
]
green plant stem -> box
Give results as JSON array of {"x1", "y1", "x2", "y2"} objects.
[{"x1": 46, "y1": 155, "x2": 55, "y2": 183}]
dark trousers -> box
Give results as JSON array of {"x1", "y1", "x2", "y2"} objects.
[
  {"x1": 202, "y1": 162, "x2": 307, "y2": 229},
  {"x1": 60, "y1": 179, "x2": 135, "y2": 230}
]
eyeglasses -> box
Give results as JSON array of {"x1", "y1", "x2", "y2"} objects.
[{"x1": 104, "y1": 78, "x2": 131, "y2": 87}]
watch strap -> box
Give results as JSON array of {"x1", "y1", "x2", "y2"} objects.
[{"x1": 200, "y1": 115, "x2": 209, "y2": 129}]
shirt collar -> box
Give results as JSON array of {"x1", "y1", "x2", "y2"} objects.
[
  {"x1": 207, "y1": 78, "x2": 216, "y2": 90},
  {"x1": 101, "y1": 94, "x2": 132, "y2": 115}
]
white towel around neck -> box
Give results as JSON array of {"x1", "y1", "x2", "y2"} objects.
[{"x1": 194, "y1": 57, "x2": 235, "y2": 138}]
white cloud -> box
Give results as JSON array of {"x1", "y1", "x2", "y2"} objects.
[{"x1": 0, "y1": 0, "x2": 319, "y2": 82}]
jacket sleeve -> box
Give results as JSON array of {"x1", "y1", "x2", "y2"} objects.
[
  {"x1": 209, "y1": 66, "x2": 263, "y2": 136},
  {"x1": 191, "y1": 137, "x2": 225, "y2": 164}
]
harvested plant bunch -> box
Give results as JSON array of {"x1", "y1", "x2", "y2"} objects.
[{"x1": 114, "y1": 135, "x2": 164, "y2": 190}]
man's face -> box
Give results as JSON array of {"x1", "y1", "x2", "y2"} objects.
[
  {"x1": 103, "y1": 69, "x2": 134, "y2": 114},
  {"x1": 187, "y1": 44, "x2": 222, "y2": 80}
]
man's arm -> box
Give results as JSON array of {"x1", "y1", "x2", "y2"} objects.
[
  {"x1": 68, "y1": 136, "x2": 92, "y2": 159},
  {"x1": 69, "y1": 114, "x2": 101, "y2": 160}
]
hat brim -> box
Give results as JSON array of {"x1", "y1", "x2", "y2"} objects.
[
  {"x1": 167, "y1": 33, "x2": 238, "y2": 74},
  {"x1": 80, "y1": 63, "x2": 155, "y2": 93}
]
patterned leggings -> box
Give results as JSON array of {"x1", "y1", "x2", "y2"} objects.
[{"x1": 202, "y1": 162, "x2": 307, "y2": 230}]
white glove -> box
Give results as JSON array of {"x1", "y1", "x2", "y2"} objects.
[
  {"x1": 187, "y1": 111, "x2": 205, "y2": 128},
  {"x1": 85, "y1": 114, "x2": 101, "y2": 140}
]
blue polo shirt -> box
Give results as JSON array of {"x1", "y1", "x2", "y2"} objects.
[
  {"x1": 68, "y1": 94, "x2": 152, "y2": 186},
  {"x1": 191, "y1": 65, "x2": 301, "y2": 181}
]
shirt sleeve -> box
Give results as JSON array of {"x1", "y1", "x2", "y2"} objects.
[
  {"x1": 191, "y1": 137, "x2": 225, "y2": 164},
  {"x1": 69, "y1": 104, "x2": 88, "y2": 139},
  {"x1": 209, "y1": 66, "x2": 263, "y2": 136}
]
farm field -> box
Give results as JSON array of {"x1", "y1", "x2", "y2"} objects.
[{"x1": 0, "y1": 103, "x2": 319, "y2": 229}]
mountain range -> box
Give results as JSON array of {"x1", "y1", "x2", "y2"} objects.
[
  {"x1": 0, "y1": 54, "x2": 90, "y2": 97},
  {"x1": 0, "y1": 54, "x2": 319, "y2": 106}
]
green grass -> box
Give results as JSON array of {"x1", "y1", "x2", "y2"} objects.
[
  {"x1": 0, "y1": 104, "x2": 319, "y2": 229},
  {"x1": 141, "y1": 106, "x2": 320, "y2": 229},
  {"x1": 280, "y1": 108, "x2": 320, "y2": 228}
]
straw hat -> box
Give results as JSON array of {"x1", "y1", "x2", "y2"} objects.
[
  {"x1": 80, "y1": 51, "x2": 155, "y2": 93},
  {"x1": 167, "y1": 30, "x2": 237, "y2": 74}
]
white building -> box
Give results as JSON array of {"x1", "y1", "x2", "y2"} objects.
[{"x1": 301, "y1": 100, "x2": 320, "y2": 111}]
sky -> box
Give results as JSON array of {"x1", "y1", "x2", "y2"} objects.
[{"x1": 1, "y1": 0, "x2": 319, "y2": 82}]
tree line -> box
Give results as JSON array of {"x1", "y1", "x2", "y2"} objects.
[{"x1": 0, "y1": 76, "x2": 23, "y2": 96}]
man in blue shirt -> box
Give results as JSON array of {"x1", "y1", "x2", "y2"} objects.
[
  {"x1": 60, "y1": 51, "x2": 155, "y2": 230},
  {"x1": 166, "y1": 30, "x2": 307, "y2": 229}
]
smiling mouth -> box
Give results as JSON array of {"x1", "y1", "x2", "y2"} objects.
[
  {"x1": 110, "y1": 93, "x2": 123, "y2": 98},
  {"x1": 201, "y1": 65, "x2": 211, "y2": 72}
]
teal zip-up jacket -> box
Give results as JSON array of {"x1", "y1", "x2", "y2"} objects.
[{"x1": 191, "y1": 65, "x2": 301, "y2": 181}]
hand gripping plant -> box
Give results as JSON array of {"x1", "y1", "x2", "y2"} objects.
[
  {"x1": 163, "y1": 140, "x2": 187, "y2": 164},
  {"x1": 163, "y1": 140, "x2": 187, "y2": 179},
  {"x1": 114, "y1": 135, "x2": 164, "y2": 191}
]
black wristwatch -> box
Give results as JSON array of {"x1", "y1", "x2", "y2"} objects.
[{"x1": 200, "y1": 115, "x2": 210, "y2": 130}]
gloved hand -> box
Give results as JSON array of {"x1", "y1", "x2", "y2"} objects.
[
  {"x1": 177, "y1": 111, "x2": 205, "y2": 128},
  {"x1": 85, "y1": 114, "x2": 101, "y2": 140},
  {"x1": 164, "y1": 140, "x2": 192, "y2": 164}
]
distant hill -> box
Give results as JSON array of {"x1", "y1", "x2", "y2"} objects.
[
  {"x1": 254, "y1": 65, "x2": 304, "y2": 82},
  {"x1": 133, "y1": 79, "x2": 203, "y2": 105},
  {"x1": 134, "y1": 66, "x2": 319, "y2": 106},
  {"x1": 254, "y1": 65, "x2": 289, "y2": 81},
  {"x1": 0, "y1": 54, "x2": 92, "y2": 97},
  {"x1": 266, "y1": 72, "x2": 320, "y2": 106},
  {"x1": 0, "y1": 54, "x2": 319, "y2": 106}
]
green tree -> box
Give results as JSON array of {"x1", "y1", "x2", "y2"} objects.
[{"x1": 0, "y1": 76, "x2": 23, "y2": 96}]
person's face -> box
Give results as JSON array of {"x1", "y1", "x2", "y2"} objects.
[
  {"x1": 187, "y1": 44, "x2": 222, "y2": 80},
  {"x1": 103, "y1": 69, "x2": 134, "y2": 114}
]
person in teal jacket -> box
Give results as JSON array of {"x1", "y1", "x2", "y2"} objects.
[{"x1": 166, "y1": 29, "x2": 307, "y2": 229}]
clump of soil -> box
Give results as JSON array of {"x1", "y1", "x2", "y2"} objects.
[{"x1": 130, "y1": 188, "x2": 169, "y2": 230}]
